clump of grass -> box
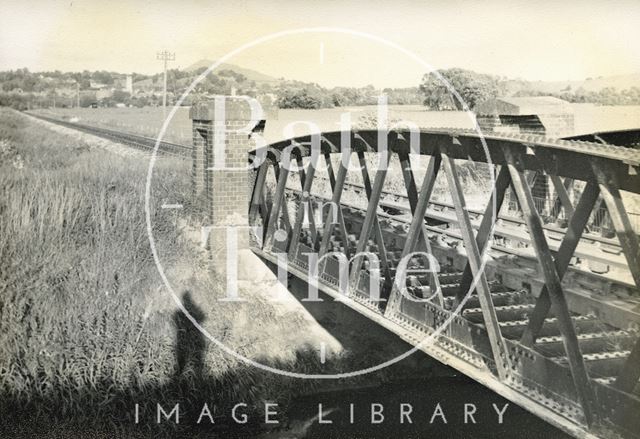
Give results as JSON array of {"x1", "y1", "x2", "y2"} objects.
[{"x1": 0, "y1": 109, "x2": 180, "y2": 430}]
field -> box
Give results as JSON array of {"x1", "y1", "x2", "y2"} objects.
[
  {"x1": 0, "y1": 109, "x2": 437, "y2": 437},
  {"x1": 31, "y1": 103, "x2": 640, "y2": 148},
  {"x1": 30, "y1": 105, "x2": 476, "y2": 146}
]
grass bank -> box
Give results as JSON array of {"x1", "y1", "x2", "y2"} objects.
[
  {"x1": 0, "y1": 109, "x2": 292, "y2": 436},
  {"x1": 0, "y1": 109, "x2": 434, "y2": 438}
]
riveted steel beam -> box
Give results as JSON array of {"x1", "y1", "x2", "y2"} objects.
[
  {"x1": 387, "y1": 152, "x2": 444, "y2": 309},
  {"x1": 319, "y1": 152, "x2": 351, "y2": 258},
  {"x1": 263, "y1": 162, "x2": 290, "y2": 251},
  {"x1": 273, "y1": 164, "x2": 292, "y2": 233},
  {"x1": 357, "y1": 151, "x2": 392, "y2": 288},
  {"x1": 288, "y1": 153, "x2": 320, "y2": 257},
  {"x1": 550, "y1": 175, "x2": 575, "y2": 220},
  {"x1": 441, "y1": 148, "x2": 511, "y2": 381},
  {"x1": 295, "y1": 154, "x2": 318, "y2": 245},
  {"x1": 257, "y1": 129, "x2": 640, "y2": 193},
  {"x1": 591, "y1": 160, "x2": 640, "y2": 289},
  {"x1": 457, "y1": 165, "x2": 511, "y2": 304},
  {"x1": 249, "y1": 160, "x2": 268, "y2": 225},
  {"x1": 398, "y1": 151, "x2": 419, "y2": 211},
  {"x1": 349, "y1": 151, "x2": 391, "y2": 291},
  {"x1": 504, "y1": 146, "x2": 595, "y2": 426},
  {"x1": 520, "y1": 181, "x2": 600, "y2": 347}
]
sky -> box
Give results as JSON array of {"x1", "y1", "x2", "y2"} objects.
[{"x1": 1, "y1": 0, "x2": 640, "y2": 88}]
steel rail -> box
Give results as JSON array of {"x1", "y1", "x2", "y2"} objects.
[
  {"x1": 289, "y1": 177, "x2": 629, "y2": 273},
  {"x1": 25, "y1": 112, "x2": 191, "y2": 158},
  {"x1": 283, "y1": 186, "x2": 635, "y2": 285},
  {"x1": 311, "y1": 176, "x2": 624, "y2": 249}
]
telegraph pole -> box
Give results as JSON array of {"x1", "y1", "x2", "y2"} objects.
[
  {"x1": 76, "y1": 81, "x2": 80, "y2": 108},
  {"x1": 156, "y1": 50, "x2": 175, "y2": 118}
]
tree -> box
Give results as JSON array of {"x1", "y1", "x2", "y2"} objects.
[
  {"x1": 112, "y1": 90, "x2": 131, "y2": 103},
  {"x1": 276, "y1": 82, "x2": 333, "y2": 109},
  {"x1": 219, "y1": 69, "x2": 247, "y2": 83},
  {"x1": 419, "y1": 68, "x2": 502, "y2": 110},
  {"x1": 79, "y1": 92, "x2": 97, "y2": 107},
  {"x1": 90, "y1": 70, "x2": 115, "y2": 85},
  {"x1": 276, "y1": 86, "x2": 324, "y2": 109}
]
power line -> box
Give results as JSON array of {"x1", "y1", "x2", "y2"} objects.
[{"x1": 156, "y1": 50, "x2": 175, "y2": 119}]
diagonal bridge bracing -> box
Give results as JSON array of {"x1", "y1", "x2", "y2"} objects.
[{"x1": 249, "y1": 128, "x2": 640, "y2": 439}]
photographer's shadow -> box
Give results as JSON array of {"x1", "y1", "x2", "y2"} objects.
[{"x1": 173, "y1": 291, "x2": 207, "y2": 377}]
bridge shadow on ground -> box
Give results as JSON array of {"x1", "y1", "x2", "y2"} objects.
[
  {"x1": 0, "y1": 290, "x2": 570, "y2": 439},
  {"x1": 257, "y1": 263, "x2": 572, "y2": 439}
]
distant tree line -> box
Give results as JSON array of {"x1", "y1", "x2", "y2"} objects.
[
  {"x1": 418, "y1": 68, "x2": 640, "y2": 110},
  {"x1": 274, "y1": 82, "x2": 423, "y2": 109},
  {"x1": 191, "y1": 67, "x2": 256, "y2": 97},
  {"x1": 1, "y1": 67, "x2": 639, "y2": 111},
  {"x1": 513, "y1": 86, "x2": 640, "y2": 106},
  {"x1": 0, "y1": 92, "x2": 33, "y2": 111},
  {"x1": 0, "y1": 68, "x2": 148, "y2": 93}
]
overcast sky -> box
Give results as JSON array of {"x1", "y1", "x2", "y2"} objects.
[{"x1": 1, "y1": 0, "x2": 639, "y2": 87}]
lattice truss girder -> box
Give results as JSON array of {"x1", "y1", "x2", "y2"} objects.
[{"x1": 248, "y1": 129, "x2": 640, "y2": 438}]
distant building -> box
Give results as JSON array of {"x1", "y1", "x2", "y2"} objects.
[
  {"x1": 89, "y1": 80, "x2": 108, "y2": 90},
  {"x1": 475, "y1": 96, "x2": 575, "y2": 138},
  {"x1": 96, "y1": 88, "x2": 113, "y2": 100},
  {"x1": 126, "y1": 75, "x2": 133, "y2": 94},
  {"x1": 133, "y1": 78, "x2": 162, "y2": 93}
]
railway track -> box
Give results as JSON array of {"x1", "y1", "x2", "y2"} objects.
[
  {"x1": 286, "y1": 180, "x2": 633, "y2": 284},
  {"x1": 26, "y1": 112, "x2": 191, "y2": 158}
]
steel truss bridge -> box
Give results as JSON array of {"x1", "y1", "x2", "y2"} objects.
[
  {"x1": 29, "y1": 112, "x2": 640, "y2": 438},
  {"x1": 248, "y1": 128, "x2": 640, "y2": 438}
]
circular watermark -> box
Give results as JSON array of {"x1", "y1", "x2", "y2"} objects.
[{"x1": 145, "y1": 27, "x2": 497, "y2": 379}]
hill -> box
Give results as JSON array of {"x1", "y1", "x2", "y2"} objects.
[
  {"x1": 184, "y1": 59, "x2": 279, "y2": 84},
  {"x1": 506, "y1": 73, "x2": 640, "y2": 95}
]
